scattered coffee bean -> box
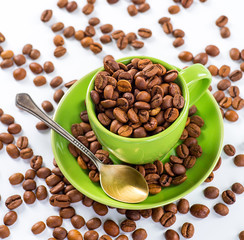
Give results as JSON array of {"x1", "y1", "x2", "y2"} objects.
[
  {"x1": 1, "y1": 50, "x2": 14, "y2": 59},
  {"x1": 204, "y1": 186, "x2": 219, "y2": 199},
  {"x1": 100, "y1": 35, "x2": 112, "y2": 44},
  {"x1": 8, "y1": 123, "x2": 22, "y2": 134},
  {"x1": 234, "y1": 154, "x2": 244, "y2": 167},
  {"x1": 53, "y1": 227, "x2": 67, "y2": 239},
  {"x1": 0, "y1": 225, "x2": 10, "y2": 238},
  {"x1": 52, "y1": 22, "x2": 65, "y2": 32},
  {"x1": 217, "y1": 79, "x2": 231, "y2": 91},
  {"x1": 128, "y1": 5, "x2": 138, "y2": 16},
  {"x1": 100, "y1": 24, "x2": 113, "y2": 34},
  {"x1": 165, "y1": 229, "x2": 179, "y2": 240},
  {"x1": 54, "y1": 46, "x2": 67, "y2": 58},
  {"x1": 67, "y1": 229, "x2": 83, "y2": 240},
  {"x1": 13, "y1": 68, "x2": 26, "y2": 80},
  {"x1": 42, "y1": 101, "x2": 54, "y2": 113},
  {"x1": 177, "y1": 198, "x2": 189, "y2": 214},
  {"x1": 229, "y1": 70, "x2": 243, "y2": 82},
  {"x1": 190, "y1": 204, "x2": 210, "y2": 218},
  {"x1": 138, "y1": 28, "x2": 152, "y2": 38},
  {"x1": 66, "y1": 1, "x2": 78, "y2": 12},
  {"x1": 222, "y1": 190, "x2": 236, "y2": 204},
  {"x1": 84, "y1": 230, "x2": 98, "y2": 240},
  {"x1": 178, "y1": 51, "x2": 193, "y2": 62},
  {"x1": 9, "y1": 173, "x2": 24, "y2": 185},
  {"x1": 132, "y1": 228, "x2": 147, "y2": 240},
  {"x1": 53, "y1": 89, "x2": 65, "y2": 103},
  {"x1": 0, "y1": 133, "x2": 14, "y2": 144},
  {"x1": 0, "y1": 32, "x2": 5, "y2": 43},
  {"x1": 3, "y1": 211, "x2": 17, "y2": 226},
  {"x1": 205, "y1": 45, "x2": 220, "y2": 56},
  {"x1": 181, "y1": 222, "x2": 194, "y2": 238},
  {"x1": 181, "y1": 0, "x2": 193, "y2": 8},
  {"x1": 86, "y1": 217, "x2": 102, "y2": 230},
  {"x1": 36, "y1": 185, "x2": 48, "y2": 200},
  {"x1": 230, "y1": 48, "x2": 240, "y2": 60},
  {"x1": 90, "y1": 43, "x2": 103, "y2": 54},
  {"x1": 225, "y1": 110, "x2": 238, "y2": 122},
  {"x1": 138, "y1": 3, "x2": 150, "y2": 12},
  {"x1": 168, "y1": 5, "x2": 180, "y2": 14},
  {"x1": 223, "y1": 144, "x2": 235, "y2": 156},
  {"x1": 57, "y1": 0, "x2": 68, "y2": 8},
  {"x1": 82, "y1": 3, "x2": 94, "y2": 15},
  {"x1": 71, "y1": 215, "x2": 85, "y2": 229},
  {"x1": 16, "y1": 136, "x2": 28, "y2": 149},
  {"x1": 29, "y1": 62, "x2": 43, "y2": 74},
  {"x1": 23, "y1": 191, "x2": 36, "y2": 204},
  {"x1": 220, "y1": 27, "x2": 230, "y2": 38},
  {"x1": 41, "y1": 9, "x2": 52, "y2": 22},
  {"x1": 216, "y1": 15, "x2": 228, "y2": 27},
  {"x1": 25, "y1": 169, "x2": 36, "y2": 180},
  {"x1": 208, "y1": 65, "x2": 219, "y2": 76},
  {"x1": 93, "y1": 202, "x2": 108, "y2": 216},
  {"x1": 193, "y1": 53, "x2": 208, "y2": 65},
  {"x1": 162, "y1": 22, "x2": 173, "y2": 34},
  {"x1": 5, "y1": 194, "x2": 22, "y2": 210},
  {"x1": 1, "y1": 59, "x2": 14, "y2": 69},
  {"x1": 232, "y1": 182, "x2": 244, "y2": 194},
  {"x1": 213, "y1": 203, "x2": 229, "y2": 216}
]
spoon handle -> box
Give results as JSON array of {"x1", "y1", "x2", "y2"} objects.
[{"x1": 15, "y1": 93, "x2": 102, "y2": 170}]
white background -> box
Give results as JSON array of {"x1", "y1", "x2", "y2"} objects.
[{"x1": 0, "y1": 0, "x2": 244, "y2": 239}]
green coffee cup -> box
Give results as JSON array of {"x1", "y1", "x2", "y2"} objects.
[{"x1": 86, "y1": 56, "x2": 211, "y2": 165}]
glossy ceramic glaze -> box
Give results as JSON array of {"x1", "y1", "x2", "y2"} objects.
[
  {"x1": 51, "y1": 61, "x2": 223, "y2": 209},
  {"x1": 86, "y1": 56, "x2": 212, "y2": 164}
]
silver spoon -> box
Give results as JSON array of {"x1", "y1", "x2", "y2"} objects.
[{"x1": 16, "y1": 93, "x2": 149, "y2": 203}]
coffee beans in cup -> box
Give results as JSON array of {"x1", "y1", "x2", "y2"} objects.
[{"x1": 90, "y1": 58, "x2": 185, "y2": 138}]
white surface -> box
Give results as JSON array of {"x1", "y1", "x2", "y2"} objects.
[{"x1": 0, "y1": 0, "x2": 244, "y2": 239}]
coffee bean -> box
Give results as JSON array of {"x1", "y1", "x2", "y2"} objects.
[
  {"x1": 84, "y1": 230, "x2": 98, "y2": 240},
  {"x1": 223, "y1": 144, "x2": 235, "y2": 156},
  {"x1": 71, "y1": 215, "x2": 85, "y2": 229},
  {"x1": 177, "y1": 198, "x2": 189, "y2": 214},
  {"x1": 208, "y1": 65, "x2": 219, "y2": 76},
  {"x1": 88, "y1": 17, "x2": 100, "y2": 26},
  {"x1": 181, "y1": 0, "x2": 193, "y2": 8},
  {"x1": 160, "y1": 212, "x2": 176, "y2": 227},
  {"x1": 6, "y1": 144, "x2": 20, "y2": 159},
  {"x1": 234, "y1": 154, "x2": 244, "y2": 166},
  {"x1": 127, "y1": 5, "x2": 138, "y2": 16},
  {"x1": 13, "y1": 54, "x2": 26, "y2": 66},
  {"x1": 86, "y1": 218, "x2": 101, "y2": 230},
  {"x1": 120, "y1": 219, "x2": 136, "y2": 232},
  {"x1": 54, "y1": 89, "x2": 64, "y2": 103},
  {"x1": 5, "y1": 194, "x2": 22, "y2": 210},
  {"x1": 229, "y1": 70, "x2": 242, "y2": 82},
  {"x1": 168, "y1": 5, "x2": 180, "y2": 14},
  {"x1": 7, "y1": 123, "x2": 22, "y2": 134},
  {"x1": 173, "y1": 38, "x2": 184, "y2": 48},
  {"x1": 65, "y1": 80, "x2": 77, "y2": 88},
  {"x1": 93, "y1": 202, "x2": 108, "y2": 216},
  {"x1": 53, "y1": 227, "x2": 67, "y2": 239},
  {"x1": 1, "y1": 50, "x2": 13, "y2": 59},
  {"x1": 0, "y1": 225, "x2": 10, "y2": 238},
  {"x1": 131, "y1": 40, "x2": 144, "y2": 49},
  {"x1": 222, "y1": 190, "x2": 236, "y2": 204},
  {"x1": 181, "y1": 222, "x2": 194, "y2": 238},
  {"x1": 29, "y1": 62, "x2": 43, "y2": 74},
  {"x1": 13, "y1": 68, "x2": 26, "y2": 80},
  {"x1": 23, "y1": 191, "x2": 36, "y2": 204},
  {"x1": 1, "y1": 58, "x2": 14, "y2": 69},
  {"x1": 131, "y1": 228, "x2": 147, "y2": 240},
  {"x1": 218, "y1": 65, "x2": 230, "y2": 78},
  {"x1": 178, "y1": 51, "x2": 193, "y2": 62},
  {"x1": 0, "y1": 114, "x2": 14, "y2": 125},
  {"x1": 0, "y1": 133, "x2": 14, "y2": 144},
  {"x1": 16, "y1": 136, "x2": 28, "y2": 149},
  {"x1": 190, "y1": 204, "x2": 210, "y2": 218},
  {"x1": 229, "y1": 48, "x2": 240, "y2": 60},
  {"x1": 138, "y1": 28, "x2": 152, "y2": 38},
  {"x1": 116, "y1": 36, "x2": 128, "y2": 50},
  {"x1": 158, "y1": 17, "x2": 171, "y2": 25},
  {"x1": 52, "y1": 22, "x2": 65, "y2": 33},
  {"x1": 193, "y1": 53, "x2": 208, "y2": 65},
  {"x1": 240, "y1": 231, "x2": 244, "y2": 240},
  {"x1": 205, "y1": 172, "x2": 214, "y2": 182},
  {"x1": 213, "y1": 157, "x2": 222, "y2": 171},
  {"x1": 9, "y1": 173, "x2": 24, "y2": 185},
  {"x1": 231, "y1": 182, "x2": 244, "y2": 194},
  {"x1": 225, "y1": 110, "x2": 238, "y2": 122},
  {"x1": 217, "y1": 79, "x2": 231, "y2": 91},
  {"x1": 66, "y1": 1, "x2": 78, "y2": 12},
  {"x1": 90, "y1": 43, "x2": 103, "y2": 54},
  {"x1": 3, "y1": 211, "x2": 17, "y2": 226},
  {"x1": 165, "y1": 229, "x2": 179, "y2": 240},
  {"x1": 33, "y1": 76, "x2": 47, "y2": 86},
  {"x1": 57, "y1": 0, "x2": 68, "y2": 8},
  {"x1": 213, "y1": 203, "x2": 229, "y2": 216},
  {"x1": 25, "y1": 169, "x2": 36, "y2": 180},
  {"x1": 22, "y1": 179, "x2": 36, "y2": 191},
  {"x1": 100, "y1": 35, "x2": 112, "y2": 44},
  {"x1": 229, "y1": 86, "x2": 240, "y2": 98},
  {"x1": 67, "y1": 229, "x2": 83, "y2": 240},
  {"x1": 41, "y1": 9, "x2": 52, "y2": 22},
  {"x1": 162, "y1": 22, "x2": 173, "y2": 34},
  {"x1": 100, "y1": 24, "x2": 113, "y2": 34},
  {"x1": 36, "y1": 185, "x2": 48, "y2": 200},
  {"x1": 138, "y1": 3, "x2": 150, "y2": 12},
  {"x1": 205, "y1": 45, "x2": 220, "y2": 56},
  {"x1": 216, "y1": 15, "x2": 228, "y2": 27},
  {"x1": 22, "y1": 44, "x2": 32, "y2": 55},
  {"x1": 54, "y1": 46, "x2": 67, "y2": 57},
  {"x1": 0, "y1": 32, "x2": 5, "y2": 43},
  {"x1": 220, "y1": 27, "x2": 230, "y2": 38},
  {"x1": 164, "y1": 203, "x2": 177, "y2": 214},
  {"x1": 204, "y1": 186, "x2": 219, "y2": 199},
  {"x1": 42, "y1": 101, "x2": 54, "y2": 113},
  {"x1": 59, "y1": 206, "x2": 76, "y2": 219},
  {"x1": 82, "y1": 3, "x2": 94, "y2": 15}
]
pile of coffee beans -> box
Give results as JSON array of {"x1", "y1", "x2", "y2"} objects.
[{"x1": 91, "y1": 57, "x2": 185, "y2": 138}]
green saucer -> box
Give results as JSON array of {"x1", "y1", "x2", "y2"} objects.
[{"x1": 51, "y1": 68, "x2": 224, "y2": 210}]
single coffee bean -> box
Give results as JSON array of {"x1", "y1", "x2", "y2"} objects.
[
  {"x1": 0, "y1": 133, "x2": 14, "y2": 144},
  {"x1": 66, "y1": 1, "x2": 78, "y2": 12},
  {"x1": 225, "y1": 110, "x2": 239, "y2": 122},
  {"x1": 89, "y1": 17, "x2": 100, "y2": 26},
  {"x1": 229, "y1": 86, "x2": 240, "y2": 98},
  {"x1": 173, "y1": 38, "x2": 184, "y2": 48},
  {"x1": 29, "y1": 62, "x2": 43, "y2": 74},
  {"x1": 54, "y1": 89, "x2": 64, "y2": 103},
  {"x1": 204, "y1": 186, "x2": 219, "y2": 199},
  {"x1": 219, "y1": 65, "x2": 230, "y2": 77},
  {"x1": 229, "y1": 70, "x2": 243, "y2": 82},
  {"x1": 16, "y1": 136, "x2": 28, "y2": 149},
  {"x1": 181, "y1": 0, "x2": 193, "y2": 8},
  {"x1": 100, "y1": 24, "x2": 113, "y2": 34},
  {"x1": 234, "y1": 154, "x2": 244, "y2": 167},
  {"x1": 173, "y1": 29, "x2": 185, "y2": 38},
  {"x1": 120, "y1": 219, "x2": 136, "y2": 232},
  {"x1": 0, "y1": 32, "x2": 5, "y2": 42},
  {"x1": 216, "y1": 15, "x2": 228, "y2": 27},
  {"x1": 67, "y1": 229, "x2": 83, "y2": 240},
  {"x1": 9, "y1": 173, "x2": 24, "y2": 185},
  {"x1": 13, "y1": 54, "x2": 26, "y2": 66},
  {"x1": 208, "y1": 65, "x2": 219, "y2": 76},
  {"x1": 30, "y1": 155, "x2": 43, "y2": 170},
  {"x1": 193, "y1": 53, "x2": 208, "y2": 65},
  {"x1": 43, "y1": 61, "x2": 54, "y2": 73},
  {"x1": 168, "y1": 5, "x2": 180, "y2": 14},
  {"x1": 213, "y1": 203, "x2": 229, "y2": 216},
  {"x1": 205, "y1": 172, "x2": 214, "y2": 182},
  {"x1": 36, "y1": 121, "x2": 49, "y2": 130},
  {"x1": 132, "y1": 228, "x2": 147, "y2": 240},
  {"x1": 190, "y1": 204, "x2": 210, "y2": 218},
  {"x1": 0, "y1": 225, "x2": 10, "y2": 238},
  {"x1": 64, "y1": 80, "x2": 77, "y2": 88},
  {"x1": 158, "y1": 17, "x2": 171, "y2": 25},
  {"x1": 127, "y1": 4, "x2": 138, "y2": 16},
  {"x1": 232, "y1": 182, "x2": 244, "y2": 194},
  {"x1": 36, "y1": 185, "x2": 48, "y2": 200},
  {"x1": 1, "y1": 59, "x2": 14, "y2": 69},
  {"x1": 3, "y1": 211, "x2": 17, "y2": 226},
  {"x1": 50, "y1": 76, "x2": 63, "y2": 88},
  {"x1": 181, "y1": 222, "x2": 194, "y2": 238},
  {"x1": 93, "y1": 202, "x2": 108, "y2": 216},
  {"x1": 7, "y1": 123, "x2": 22, "y2": 134},
  {"x1": 71, "y1": 215, "x2": 85, "y2": 229},
  {"x1": 138, "y1": 28, "x2": 152, "y2": 38},
  {"x1": 220, "y1": 27, "x2": 230, "y2": 38},
  {"x1": 138, "y1": 3, "x2": 150, "y2": 12},
  {"x1": 165, "y1": 229, "x2": 179, "y2": 240},
  {"x1": 29, "y1": 49, "x2": 40, "y2": 60},
  {"x1": 223, "y1": 144, "x2": 235, "y2": 156},
  {"x1": 177, "y1": 198, "x2": 189, "y2": 214},
  {"x1": 116, "y1": 36, "x2": 128, "y2": 50},
  {"x1": 41, "y1": 9, "x2": 52, "y2": 22},
  {"x1": 217, "y1": 79, "x2": 231, "y2": 90},
  {"x1": 86, "y1": 218, "x2": 102, "y2": 230},
  {"x1": 222, "y1": 190, "x2": 236, "y2": 204},
  {"x1": 82, "y1": 3, "x2": 94, "y2": 15},
  {"x1": 23, "y1": 191, "x2": 36, "y2": 204},
  {"x1": 33, "y1": 75, "x2": 46, "y2": 87},
  {"x1": 6, "y1": 144, "x2": 20, "y2": 159},
  {"x1": 5, "y1": 194, "x2": 22, "y2": 210},
  {"x1": 84, "y1": 230, "x2": 98, "y2": 240},
  {"x1": 52, "y1": 23, "x2": 65, "y2": 32},
  {"x1": 59, "y1": 206, "x2": 76, "y2": 219},
  {"x1": 90, "y1": 43, "x2": 103, "y2": 54},
  {"x1": 13, "y1": 68, "x2": 26, "y2": 80},
  {"x1": 205, "y1": 45, "x2": 220, "y2": 56},
  {"x1": 42, "y1": 101, "x2": 54, "y2": 113},
  {"x1": 54, "y1": 46, "x2": 67, "y2": 57},
  {"x1": 25, "y1": 169, "x2": 36, "y2": 180},
  {"x1": 230, "y1": 48, "x2": 241, "y2": 60},
  {"x1": 22, "y1": 179, "x2": 36, "y2": 191},
  {"x1": 1, "y1": 114, "x2": 13, "y2": 126},
  {"x1": 160, "y1": 212, "x2": 176, "y2": 227},
  {"x1": 100, "y1": 35, "x2": 112, "y2": 44},
  {"x1": 162, "y1": 22, "x2": 173, "y2": 34},
  {"x1": 213, "y1": 157, "x2": 222, "y2": 171},
  {"x1": 57, "y1": 0, "x2": 68, "y2": 8},
  {"x1": 178, "y1": 51, "x2": 193, "y2": 62},
  {"x1": 53, "y1": 227, "x2": 67, "y2": 239},
  {"x1": 164, "y1": 203, "x2": 177, "y2": 214}
]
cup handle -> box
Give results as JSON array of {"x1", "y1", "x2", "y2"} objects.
[{"x1": 180, "y1": 64, "x2": 212, "y2": 106}]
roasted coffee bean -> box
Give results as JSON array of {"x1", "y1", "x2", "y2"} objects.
[
  {"x1": 120, "y1": 219, "x2": 136, "y2": 232},
  {"x1": 138, "y1": 28, "x2": 152, "y2": 38},
  {"x1": 59, "y1": 206, "x2": 76, "y2": 219},
  {"x1": 22, "y1": 179, "x2": 36, "y2": 191},
  {"x1": 4, "y1": 211, "x2": 17, "y2": 226},
  {"x1": 50, "y1": 76, "x2": 63, "y2": 88},
  {"x1": 158, "y1": 17, "x2": 171, "y2": 25},
  {"x1": 219, "y1": 65, "x2": 230, "y2": 77},
  {"x1": 165, "y1": 229, "x2": 179, "y2": 240},
  {"x1": 84, "y1": 230, "x2": 98, "y2": 240},
  {"x1": 86, "y1": 218, "x2": 101, "y2": 230},
  {"x1": 90, "y1": 43, "x2": 103, "y2": 54},
  {"x1": 19, "y1": 147, "x2": 33, "y2": 159},
  {"x1": 6, "y1": 144, "x2": 20, "y2": 159},
  {"x1": 31, "y1": 221, "x2": 46, "y2": 235},
  {"x1": 29, "y1": 49, "x2": 40, "y2": 60},
  {"x1": 159, "y1": 174, "x2": 172, "y2": 187},
  {"x1": 9, "y1": 173, "x2": 24, "y2": 185},
  {"x1": 205, "y1": 45, "x2": 220, "y2": 56},
  {"x1": 229, "y1": 70, "x2": 242, "y2": 82},
  {"x1": 42, "y1": 101, "x2": 54, "y2": 113},
  {"x1": 164, "y1": 203, "x2": 177, "y2": 214},
  {"x1": 0, "y1": 225, "x2": 10, "y2": 238},
  {"x1": 16, "y1": 136, "x2": 28, "y2": 149},
  {"x1": 89, "y1": 17, "x2": 100, "y2": 26},
  {"x1": 173, "y1": 29, "x2": 185, "y2": 38},
  {"x1": 53, "y1": 35, "x2": 65, "y2": 46},
  {"x1": 217, "y1": 79, "x2": 231, "y2": 91},
  {"x1": 25, "y1": 169, "x2": 36, "y2": 180},
  {"x1": 64, "y1": 80, "x2": 77, "y2": 88},
  {"x1": 85, "y1": 25, "x2": 96, "y2": 37},
  {"x1": 36, "y1": 185, "x2": 48, "y2": 200},
  {"x1": 71, "y1": 215, "x2": 85, "y2": 229},
  {"x1": 230, "y1": 48, "x2": 240, "y2": 60},
  {"x1": 193, "y1": 53, "x2": 208, "y2": 65},
  {"x1": 67, "y1": 229, "x2": 83, "y2": 240},
  {"x1": 204, "y1": 186, "x2": 219, "y2": 199},
  {"x1": 100, "y1": 35, "x2": 112, "y2": 44},
  {"x1": 178, "y1": 51, "x2": 193, "y2": 62},
  {"x1": 54, "y1": 89, "x2": 64, "y2": 103},
  {"x1": 23, "y1": 191, "x2": 36, "y2": 204},
  {"x1": 0, "y1": 32, "x2": 5, "y2": 42},
  {"x1": 132, "y1": 228, "x2": 147, "y2": 240},
  {"x1": 126, "y1": 32, "x2": 137, "y2": 44},
  {"x1": 213, "y1": 203, "x2": 229, "y2": 216},
  {"x1": 53, "y1": 227, "x2": 67, "y2": 239},
  {"x1": 66, "y1": 1, "x2": 78, "y2": 12},
  {"x1": 33, "y1": 75, "x2": 46, "y2": 86},
  {"x1": 100, "y1": 24, "x2": 113, "y2": 34},
  {"x1": 5, "y1": 195, "x2": 22, "y2": 210},
  {"x1": 208, "y1": 65, "x2": 219, "y2": 76},
  {"x1": 205, "y1": 172, "x2": 214, "y2": 182},
  {"x1": 220, "y1": 27, "x2": 230, "y2": 38},
  {"x1": 29, "y1": 62, "x2": 43, "y2": 74},
  {"x1": 138, "y1": 3, "x2": 150, "y2": 12},
  {"x1": 176, "y1": 144, "x2": 189, "y2": 159},
  {"x1": 1, "y1": 59, "x2": 14, "y2": 69},
  {"x1": 151, "y1": 207, "x2": 164, "y2": 222},
  {"x1": 132, "y1": 0, "x2": 145, "y2": 4},
  {"x1": 240, "y1": 231, "x2": 244, "y2": 240},
  {"x1": 117, "y1": 36, "x2": 128, "y2": 50},
  {"x1": 93, "y1": 202, "x2": 108, "y2": 216},
  {"x1": 223, "y1": 144, "x2": 235, "y2": 156},
  {"x1": 163, "y1": 22, "x2": 173, "y2": 34},
  {"x1": 57, "y1": 0, "x2": 68, "y2": 8},
  {"x1": 225, "y1": 110, "x2": 239, "y2": 122},
  {"x1": 213, "y1": 90, "x2": 225, "y2": 103},
  {"x1": 190, "y1": 204, "x2": 210, "y2": 218},
  {"x1": 222, "y1": 190, "x2": 236, "y2": 204},
  {"x1": 0, "y1": 133, "x2": 14, "y2": 144},
  {"x1": 183, "y1": 155, "x2": 196, "y2": 168},
  {"x1": 52, "y1": 22, "x2": 65, "y2": 32},
  {"x1": 216, "y1": 15, "x2": 228, "y2": 27},
  {"x1": 234, "y1": 154, "x2": 244, "y2": 167},
  {"x1": 172, "y1": 164, "x2": 186, "y2": 175},
  {"x1": 127, "y1": 4, "x2": 138, "y2": 16},
  {"x1": 30, "y1": 155, "x2": 43, "y2": 170},
  {"x1": 12, "y1": 67, "x2": 26, "y2": 80},
  {"x1": 213, "y1": 157, "x2": 222, "y2": 171},
  {"x1": 229, "y1": 86, "x2": 240, "y2": 98},
  {"x1": 160, "y1": 212, "x2": 176, "y2": 227},
  {"x1": 36, "y1": 122, "x2": 49, "y2": 130},
  {"x1": 13, "y1": 54, "x2": 26, "y2": 66},
  {"x1": 125, "y1": 210, "x2": 141, "y2": 221},
  {"x1": 181, "y1": 222, "x2": 194, "y2": 238},
  {"x1": 41, "y1": 9, "x2": 52, "y2": 22},
  {"x1": 103, "y1": 220, "x2": 119, "y2": 237},
  {"x1": 63, "y1": 26, "x2": 75, "y2": 38},
  {"x1": 168, "y1": 5, "x2": 180, "y2": 14},
  {"x1": 1, "y1": 114, "x2": 14, "y2": 125},
  {"x1": 8, "y1": 123, "x2": 22, "y2": 134},
  {"x1": 177, "y1": 198, "x2": 189, "y2": 214},
  {"x1": 54, "y1": 46, "x2": 66, "y2": 58},
  {"x1": 173, "y1": 38, "x2": 184, "y2": 48},
  {"x1": 232, "y1": 183, "x2": 244, "y2": 194},
  {"x1": 181, "y1": 0, "x2": 193, "y2": 8}
]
